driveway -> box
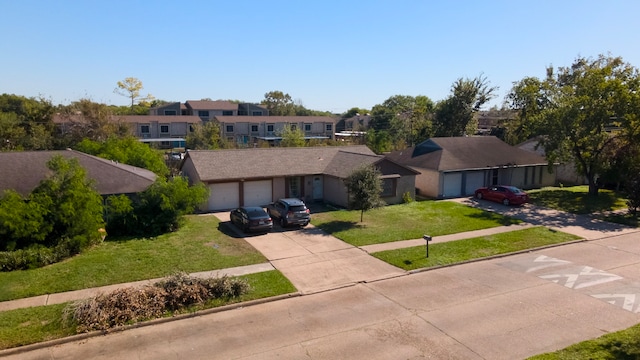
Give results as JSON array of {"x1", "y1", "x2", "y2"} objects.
[{"x1": 214, "y1": 212, "x2": 405, "y2": 294}]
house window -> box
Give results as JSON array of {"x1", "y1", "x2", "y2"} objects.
[
  {"x1": 381, "y1": 178, "x2": 397, "y2": 197},
  {"x1": 252, "y1": 111, "x2": 262, "y2": 116},
  {"x1": 326, "y1": 124, "x2": 333, "y2": 132},
  {"x1": 250, "y1": 124, "x2": 259, "y2": 132},
  {"x1": 189, "y1": 125, "x2": 195, "y2": 132},
  {"x1": 226, "y1": 124, "x2": 234, "y2": 133},
  {"x1": 198, "y1": 110, "x2": 209, "y2": 118},
  {"x1": 267, "y1": 124, "x2": 274, "y2": 132},
  {"x1": 288, "y1": 177, "x2": 300, "y2": 197},
  {"x1": 491, "y1": 169, "x2": 499, "y2": 185},
  {"x1": 140, "y1": 125, "x2": 150, "y2": 134},
  {"x1": 160, "y1": 125, "x2": 169, "y2": 134},
  {"x1": 238, "y1": 110, "x2": 248, "y2": 116},
  {"x1": 304, "y1": 123, "x2": 312, "y2": 132},
  {"x1": 164, "y1": 110, "x2": 177, "y2": 115},
  {"x1": 222, "y1": 110, "x2": 233, "y2": 116},
  {"x1": 290, "y1": 124, "x2": 297, "y2": 131}
]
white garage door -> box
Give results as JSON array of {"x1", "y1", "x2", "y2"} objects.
[
  {"x1": 464, "y1": 171, "x2": 485, "y2": 195},
  {"x1": 442, "y1": 172, "x2": 462, "y2": 198},
  {"x1": 243, "y1": 180, "x2": 272, "y2": 207},
  {"x1": 208, "y1": 182, "x2": 239, "y2": 211}
]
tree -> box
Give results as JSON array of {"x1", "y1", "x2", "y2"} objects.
[
  {"x1": 532, "y1": 55, "x2": 640, "y2": 196},
  {"x1": 262, "y1": 90, "x2": 295, "y2": 116},
  {"x1": 186, "y1": 122, "x2": 222, "y2": 150},
  {"x1": 433, "y1": 75, "x2": 497, "y2": 137},
  {"x1": 56, "y1": 99, "x2": 130, "y2": 147},
  {"x1": 75, "y1": 136, "x2": 169, "y2": 178},
  {"x1": 344, "y1": 164, "x2": 385, "y2": 222},
  {"x1": 504, "y1": 76, "x2": 553, "y2": 144},
  {"x1": 0, "y1": 94, "x2": 55, "y2": 150},
  {"x1": 369, "y1": 95, "x2": 434, "y2": 149},
  {"x1": 278, "y1": 125, "x2": 306, "y2": 147},
  {"x1": 114, "y1": 77, "x2": 154, "y2": 112}
]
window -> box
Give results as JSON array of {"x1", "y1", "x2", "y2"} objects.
[
  {"x1": 252, "y1": 111, "x2": 263, "y2": 116},
  {"x1": 288, "y1": 177, "x2": 300, "y2": 197},
  {"x1": 491, "y1": 169, "x2": 498, "y2": 185},
  {"x1": 267, "y1": 124, "x2": 274, "y2": 132},
  {"x1": 304, "y1": 123, "x2": 312, "y2": 132},
  {"x1": 250, "y1": 124, "x2": 259, "y2": 132},
  {"x1": 222, "y1": 110, "x2": 233, "y2": 116},
  {"x1": 326, "y1": 124, "x2": 333, "y2": 132},
  {"x1": 225, "y1": 124, "x2": 234, "y2": 133},
  {"x1": 160, "y1": 125, "x2": 169, "y2": 134},
  {"x1": 164, "y1": 110, "x2": 177, "y2": 115},
  {"x1": 140, "y1": 125, "x2": 150, "y2": 134},
  {"x1": 290, "y1": 124, "x2": 297, "y2": 131},
  {"x1": 238, "y1": 110, "x2": 248, "y2": 116},
  {"x1": 198, "y1": 110, "x2": 209, "y2": 118},
  {"x1": 381, "y1": 178, "x2": 397, "y2": 197}
]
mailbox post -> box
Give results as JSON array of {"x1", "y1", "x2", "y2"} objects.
[{"x1": 423, "y1": 235, "x2": 432, "y2": 258}]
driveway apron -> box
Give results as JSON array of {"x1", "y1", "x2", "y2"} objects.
[{"x1": 214, "y1": 212, "x2": 405, "y2": 294}]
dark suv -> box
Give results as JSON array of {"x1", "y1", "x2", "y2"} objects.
[{"x1": 266, "y1": 198, "x2": 311, "y2": 227}]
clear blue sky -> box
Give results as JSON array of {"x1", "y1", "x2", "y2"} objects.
[{"x1": 2, "y1": 0, "x2": 639, "y2": 113}]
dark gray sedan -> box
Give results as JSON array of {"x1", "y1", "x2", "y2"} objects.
[{"x1": 230, "y1": 207, "x2": 273, "y2": 233}]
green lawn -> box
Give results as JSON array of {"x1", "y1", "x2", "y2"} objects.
[
  {"x1": 0, "y1": 215, "x2": 267, "y2": 302},
  {"x1": 372, "y1": 227, "x2": 581, "y2": 271},
  {"x1": 528, "y1": 185, "x2": 628, "y2": 214},
  {"x1": 0, "y1": 270, "x2": 296, "y2": 350},
  {"x1": 310, "y1": 200, "x2": 521, "y2": 246}
]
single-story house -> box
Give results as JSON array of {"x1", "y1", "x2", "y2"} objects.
[
  {"x1": 385, "y1": 136, "x2": 556, "y2": 198},
  {"x1": 517, "y1": 137, "x2": 586, "y2": 185},
  {"x1": 180, "y1": 145, "x2": 419, "y2": 211},
  {"x1": 0, "y1": 150, "x2": 157, "y2": 197}
]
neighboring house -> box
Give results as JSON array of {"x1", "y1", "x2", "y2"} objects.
[
  {"x1": 180, "y1": 145, "x2": 418, "y2": 211},
  {"x1": 385, "y1": 136, "x2": 556, "y2": 199},
  {"x1": 148, "y1": 102, "x2": 188, "y2": 116},
  {"x1": 214, "y1": 115, "x2": 336, "y2": 146},
  {"x1": 0, "y1": 150, "x2": 157, "y2": 197},
  {"x1": 518, "y1": 137, "x2": 587, "y2": 185},
  {"x1": 149, "y1": 100, "x2": 269, "y2": 120}
]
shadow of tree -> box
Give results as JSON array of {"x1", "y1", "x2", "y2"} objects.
[
  {"x1": 465, "y1": 211, "x2": 522, "y2": 226},
  {"x1": 530, "y1": 189, "x2": 622, "y2": 214},
  {"x1": 314, "y1": 220, "x2": 362, "y2": 234}
]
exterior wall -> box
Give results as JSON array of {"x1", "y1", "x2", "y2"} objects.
[
  {"x1": 324, "y1": 176, "x2": 349, "y2": 207},
  {"x1": 272, "y1": 177, "x2": 286, "y2": 200},
  {"x1": 382, "y1": 175, "x2": 415, "y2": 204},
  {"x1": 414, "y1": 168, "x2": 440, "y2": 198},
  {"x1": 180, "y1": 158, "x2": 201, "y2": 185}
]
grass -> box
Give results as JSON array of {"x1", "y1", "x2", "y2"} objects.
[
  {"x1": 372, "y1": 227, "x2": 581, "y2": 271},
  {"x1": 0, "y1": 270, "x2": 296, "y2": 350},
  {"x1": 528, "y1": 185, "x2": 628, "y2": 214},
  {"x1": 310, "y1": 200, "x2": 521, "y2": 246},
  {"x1": 0, "y1": 215, "x2": 267, "y2": 302},
  {"x1": 528, "y1": 323, "x2": 640, "y2": 359}
]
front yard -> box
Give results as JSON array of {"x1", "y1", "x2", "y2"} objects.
[{"x1": 310, "y1": 200, "x2": 521, "y2": 246}]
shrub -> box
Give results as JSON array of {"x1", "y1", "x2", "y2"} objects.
[{"x1": 402, "y1": 191, "x2": 414, "y2": 203}]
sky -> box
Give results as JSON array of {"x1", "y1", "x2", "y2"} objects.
[{"x1": 2, "y1": 0, "x2": 640, "y2": 113}]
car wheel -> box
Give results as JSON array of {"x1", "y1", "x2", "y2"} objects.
[
  {"x1": 476, "y1": 192, "x2": 483, "y2": 200},
  {"x1": 502, "y1": 198, "x2": 510, "y2": 206},
  {"x1": 280, "y1": 217, "x2": 287, "y2": 228}
]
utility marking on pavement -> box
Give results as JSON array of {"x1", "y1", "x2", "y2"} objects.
[
  {"x1": 591, "y1": 294, "x2": 639, "y2": 312},
  {"x1": 538, "y1": 266, "x2": 622, "y2": 289},
  {"x1": 526, "y1": 255, "x2": 571, "y2": 273}
]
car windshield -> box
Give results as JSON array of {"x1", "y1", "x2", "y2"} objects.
[
  {"x1": 289, "y1": 205, "x2": 307, "y2": 212},
  {"x1": 246, "y1": 208, "x2": 267, "y2": 217}
]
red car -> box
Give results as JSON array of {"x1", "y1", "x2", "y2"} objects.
[{"x1": 474, "y1": 185, "x2": 529, "y2": 206}]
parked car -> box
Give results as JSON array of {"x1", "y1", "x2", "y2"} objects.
[
  {"x1": 266, "y1": 198, "x2": 311, "y2": 227},
  {"x1": 229, "y1": 206, "x2": 273, "y2": 233},
  {"x1": 474, "y1": 185, "x2": 529, "y2": 206}
]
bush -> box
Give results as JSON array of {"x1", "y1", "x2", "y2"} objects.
[
  {"x1": 402, "y1": 191, "x2": 414, "y2": 203},
  {"x1": 64, "y1": 273, "x2": 250, "y2": 332},
  {"x1": 0, "y1": 236, "x2": 103, "y2": 271}
]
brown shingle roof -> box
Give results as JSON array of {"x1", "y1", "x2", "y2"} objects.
[
  {"x1": 52, "y1": 114, "x2": 202, "y2": 124},
  {"x1": 213, "y1": 116, "x2": 336, "y2": 124},
  {"x1": 386, "y1": 136, "x2": 548, "y2": 171},
  {"x1": 184, "y1": 146, "x2": 377, "y2": 182},
  {"x1": 0, "y1": 150, "x2": 157, "y2": 196},
  {"x1": 185, "y1": 100, "x2": 238, "y2": 111}
]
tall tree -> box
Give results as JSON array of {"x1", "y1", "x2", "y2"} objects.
[
  {"x1": 278, "y1": 125, "x2": 306, "y2": 147},
  {"x1": 504, "y1": 76, "x2": 554, "y2": 144},
  {"x1": 186, "y1": 122, "x2": 222, "y2": 150},
  {"x1": 528, "y1": 55, "x2": 640, "y2": 196},
  {"x1": 56, "y1": 99, "x2": 130, "y2": 147},
  {"x1": 369, "y1": 95, "x2": 434, "y2": 149},
  {"x1": 262, "y1": 90, "x2": 296, "y2": 116},
  {"x1": 0, "y1": 94, "x2": 55, "y2": 150},
  {"x1": 433, "y1": 75, "x2": 497, "y2": 137},
  {"x1": 344, "y1": 164, "x2": 385, "y2": 222},
  {"x1": 114, "y1": 77, "x2": 154, "y2": 112}
]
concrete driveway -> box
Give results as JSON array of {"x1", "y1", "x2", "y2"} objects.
[{"x1": 214, "y1": 212, "x2": 405, "y2": 294}]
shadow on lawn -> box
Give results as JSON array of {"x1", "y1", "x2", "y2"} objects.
[
  {"x1": 465, "y1": 210, "x2": 522, "y2": 226},
  {"x1": 314, "y1": 220, "x2": 363, "y2": 233},
  {"x1": 529, "y1": 189, "x2": 623, "y2": 214}
]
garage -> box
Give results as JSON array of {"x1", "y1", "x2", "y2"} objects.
[
  {"x1": 464, "y1": 171, "x2": 486, "y2": 196},
  {"x1": 208, "y1": 182, "x2": 239, "y2": 211},
  {"x1": 243, "y1": 180, "x2": 272, "y2": 207},
  {"x1": 442, "y1": 172, "x2": 462, "y2": 198}
]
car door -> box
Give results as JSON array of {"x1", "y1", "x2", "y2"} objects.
[{"x1": 486, "y1": 186, "x2": 499, "y2": 201}]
